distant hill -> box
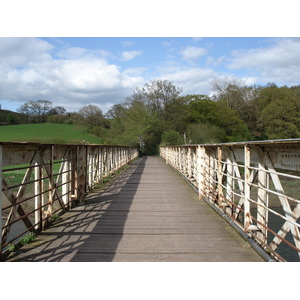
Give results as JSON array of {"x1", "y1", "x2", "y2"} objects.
[
  {"x1": 0, "y1": 123, "x2": 104, "y2": 144},
  {"x1": 0, "y1": 109, "x2": 27, "y2": 125}
]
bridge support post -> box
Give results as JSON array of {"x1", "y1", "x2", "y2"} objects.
[
  {"x1": 226, "y1": 151, "x2": 234, "y2": 215},
  {"x1": 34, "y1": 160, "x2": 42, "y2": 230},
  {"x1": 217, "y1": 147, "x2": 223, "y2": 205},
  {"x1": 76, "y1": 145, "x2": 86, "y2": 204},
  {"x1": 0, "y1": 145, "x2": 2, "y2": 250},
  {"x1": 244, "y1": 145, "x2": 251, "y2": 228},
  {"x1": 197, "y1": 146, "x2": 206, "y2": 198}
]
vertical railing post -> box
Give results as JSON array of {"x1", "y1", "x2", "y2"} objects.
[
  {"x1": 62, "y1": 157, "x2": 68, "y2": 206},
  {"x1": 34, "y1": 160, "x2": 42, "y2": 230},
  {"x1": 244, "y1": 145, "x2": 251, "y2": 228},
  {"x1": 77, "y1": 145, "x2": 86, "y2": 204},
  {"x1": 217, "y1": 146, "x2": 223, "y2": 205},
  {"x1": 257, "y1": 151, "x2": 269, "y2": 244},
  {"x1": 48, "y1": 145, "x2": 54, "y2": 217},
  {"x1": 226, "y1": 151, "x2": 234, "y2": 214},
  {"x1": 197, "y1": 146, "x2": 205, "y2": 198},
  {"x1": 0, "y1": 145, "x2": 2, "y2": 250}
]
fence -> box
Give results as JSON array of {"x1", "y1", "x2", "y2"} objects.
[
  {"x1": 161, "y1": 139, "x2": 300, "y2": 262},
  {"x1": 0, "y1": 142, "x2": 138, "y2": 255}
]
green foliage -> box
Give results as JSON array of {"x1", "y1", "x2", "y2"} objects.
[
  {"x1": 7, "y1": 243, "x2": 18, "y2": 252},
  {"x1": 7, "y1": 113, "x2": 15, "y2": 124},
  {"x1": 185, "y1": 123, "x2": 226, "y2": 144},
  {"x1": 255, "y1": 85, "x2": 300, "y2": 139},
  {"x1": 51, "y1": 214, "x2": 60, "y2": 222},
  {"x1": 160, "y1": 130, "x2": 184, "y2": 146},
  {"x1": 20, "y1": 232, "x2": 36, "y2": 245},
  {"x1": 7, "y1": 232, "x2": 37, "y2": 252},
  {"x1": 0, "y1": 109, "x2": 27, "y2": 125},
  {"x1": 259, "y1": 98, "x2": 300, "y2": 139},
  {"x1": 184, "y1": 95, "x2": 251, "y2": 143}
]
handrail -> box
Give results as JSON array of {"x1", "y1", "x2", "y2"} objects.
[
  {"x1": 0, "y1": 142, "x2": 138, "y2": 256},
  {"x1": 160, "y1": 139, "x2": 300, "y2": 262}
]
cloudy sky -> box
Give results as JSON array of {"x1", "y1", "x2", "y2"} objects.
[
  {"x1": 2, "y1": 37, "x2": 300, "y2": 114},
  {"x1": 0, "y1": 1, "x2": 298, "y2": 114}
]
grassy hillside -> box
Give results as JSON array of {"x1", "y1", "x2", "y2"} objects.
[
  {"x1": 0, "y1": 123, "x2": 104, "y2": 144},
  {"x1": 0, "y1": 109, "x2": 27, "y2": 124}
]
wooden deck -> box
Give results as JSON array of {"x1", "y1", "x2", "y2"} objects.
[{"x1": 7, "y1": 156, "x2": 264, "y2": 262}]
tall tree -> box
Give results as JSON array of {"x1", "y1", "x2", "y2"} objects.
[
  {"x1": 77, "y1": 104, "x2": 107, "y2": 128},
  {"x1": 211, "y1": 76, "x2": 256, "y2": 120},
  {"x1": 258, "y1": 94, "x2": 300, "y2": 139},
  {"x1": 130, "y1": 79, "x2": 183, "y2": 121},
  {"x1": 17, "y1": 100, "x2": 53, "y2": 123}
]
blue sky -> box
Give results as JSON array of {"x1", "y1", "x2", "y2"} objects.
[
  {"x1": 1, "y1": 36, "x2": 300, "y2": 114},
  {"x1": 0, "y1": 0, "x2": 299, "y2": 114}
]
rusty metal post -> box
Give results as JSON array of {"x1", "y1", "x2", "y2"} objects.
[
  {"x1": 244, "y1": 145, "x2": 251, "y2": 228},
  {"x1": 34, "y1": 160, "x2": 42, "y2": 230},
  {"x1": 76, "y1": 145, "x2": 86, "y2": 204},
  {"x1": 226, "y1": 152, "x2": 234, "y2": 214},
  {"x1": 256, "y1": 148, "x2": 269, "y2": 244},
  {"x1": 0, "y1": 145, "x2": 2, "y2": 250},
  {"x1": 217, "y1": 146, "x2": 223, "y2": 205},
  {"x1": 197, "y1": 146, "x2": 205, "y2": 198}
]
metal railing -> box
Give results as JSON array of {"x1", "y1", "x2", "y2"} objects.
[
  {"x1": 0, "y1": 142, "x2": 138, "y2": 256},
  {"x1": 161, "y1": 139, "x2": 300, "y2": 262}
]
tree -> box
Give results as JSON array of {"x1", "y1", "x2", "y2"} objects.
[
  {"x1": 17, "y1": 100, "x2": 53, "y2": 123},
  {"x1": 185, "y1": 95, "x2": 251, "y2": 142},
  {"x1": 210, "y1": 77, "x2": 256, "y2": 120},
  {"x1": 185, "y1": 94, "x2": 220, "y2": 124},
  {"x1": 160, "y1": 130, "x2": 184, "y2": 146},
  {"x1": 130, "y1": 79, "x2": 183, "y2": 120},
  {"x1": 77, "y1": 104, "x2": 107, "y2": 128},
  {"x1": 48, "y1": 106, "x2": 66, "y2": 115},
  {"x1": 121, "y1": 79, "x2": 184, "y2": 154},
  {"x1": 258, "y1": 98, "x2": 300, "y2": 139},
  {"x1": 185, "y1": 123, "x2": 225, "y2": 144}
]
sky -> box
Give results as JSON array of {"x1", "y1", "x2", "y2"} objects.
[
  {"x1": 2, "y1": 36, "x2": 300, "y2": 114},
  {"x1": 0, "y1": 1, "x2": 299, "y2": 115}
]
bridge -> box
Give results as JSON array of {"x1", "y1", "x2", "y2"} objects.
[{"x1": 1, "y1": 139, "x2": 300, "y2": 262}]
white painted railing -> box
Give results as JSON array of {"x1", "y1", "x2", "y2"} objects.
[
  {"x1": 161, "y1": 139, "x2": 300, "y2": 262},
  {"x1": 0, "y1": 142, "x2": 138, "y2": 255}
]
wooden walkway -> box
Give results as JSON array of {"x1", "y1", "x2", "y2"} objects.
[{"x1": 7, "y1": 157, "x2": 264, "y2": 262}]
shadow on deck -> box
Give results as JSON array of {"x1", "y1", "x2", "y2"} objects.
[{"x1": 7, "y1": 157, "x2": 146, "y2": 262}]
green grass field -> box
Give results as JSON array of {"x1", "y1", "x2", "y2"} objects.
[{"x1": 0, "y1": 123, "x2": 104, "y2": 144}]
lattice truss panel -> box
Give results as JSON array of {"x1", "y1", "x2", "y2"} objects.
[
  {"x1": 161, "y1": 141, "x2": 300, "y2": 261},
  {"x1": 1, "y1": 143, "x2": 138, "y2": 252}
]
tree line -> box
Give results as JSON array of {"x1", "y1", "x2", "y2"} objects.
[{"x1": 10, "y1": 78, "x2": 300, "y2": 154}]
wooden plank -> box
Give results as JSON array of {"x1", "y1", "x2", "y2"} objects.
[{"x1": 7, "y1": 157, "x2": 264, "y2": 262}]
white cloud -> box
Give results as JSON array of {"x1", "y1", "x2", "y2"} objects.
[
  {"x1": 57, "y1": 47, "x2": 91, "y2": 59},
  {"x1": 0, "y1": 38, "x2": 145, "y2": 113},
  {"x1": 124, "y1": 67, "x2": 147, "y2": 76},
  {"x1": 121, "y1": 40, "x2": 134, "y2": 47},
  {"x1": 121, "y1": 50, "x2": 142, "y2": 61},
  {"x1": 227, "y1": 38, "x2": 300, "y2": 85},
  {"x1": 159, "y1": 67, "x2": 217, "y2": 95},
  {"x1": 181, "y1": 46, "x2": 208, "y2": 63},
  {"x1": 192, "y1": 37, "x2": 203, "y2": 42},
  {"x1": 0, "y1": 37, "x2": 53, "y2": 68},
  {"x1": 206, "y1": 55, "x2": 226, "y2": 67}
]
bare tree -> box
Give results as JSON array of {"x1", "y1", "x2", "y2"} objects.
[
  {"x1": 130, "y1": 79, "x2": 183, "y2": 117},
  {"x1": 17, "y1": 100, "x2": 53, "y2": 123},
  {"x1": 77, "y1": 104, "x2": 106, "y2": 128}
]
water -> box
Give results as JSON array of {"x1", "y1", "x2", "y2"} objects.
[{"x1": 265, "y1": 207, "x2": 300, "y2": 262}]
